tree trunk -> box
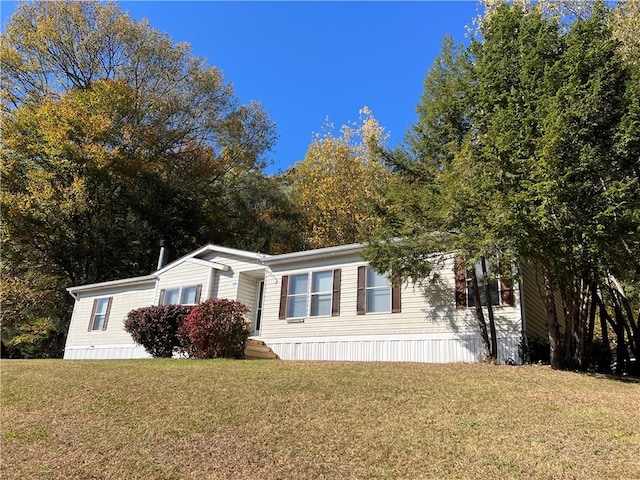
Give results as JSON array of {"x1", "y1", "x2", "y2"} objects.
[
  {"x1": 573, "y1": 278, "x2": 591, "y2": 370},
  {"x1": 542, "y1": 262, "x2": 563, "y2": 369},
  {"x1": 597, "y1": 292, "x2": 612, "y2": 374},
  {"x1": 481, "y1": 256, "x2": 498, "y2": 362},
  {"x1": 470, "y1": 267, "x2": 492, "y2": 362},
  {"x1": 585, "y1": 282, "x2": 597, "y2": 368}
]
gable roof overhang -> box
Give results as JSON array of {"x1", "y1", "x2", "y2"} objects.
[
  {"x1": 67, "y1": 275, "x2": 158, "y2": 297},
  {"x1": 153, "y1": 244, "x2": 271, "y2": 276},
  {"x1": 264, "y1": 243, "x2": 364, "y2": 267}
]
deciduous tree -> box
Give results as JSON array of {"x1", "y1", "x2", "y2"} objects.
[
  {"x1": 1, "y1": 1, "x2": 278, "y2": 356},
  {"x1": 290, "y1": 107, "x2": 390, "y2": 249}
]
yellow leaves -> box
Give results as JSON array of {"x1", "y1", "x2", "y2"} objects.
[
  {"x1": 291, "y1": 108, "x2": 390, "y2": 248},
  {"x1": 612, "y1": 0, "x2": 640, "y2": 65}
]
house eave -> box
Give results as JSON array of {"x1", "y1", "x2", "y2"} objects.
[
  {"x1": 264, "y1": 243, "x2": 364, "y2": 266},
  {"x1": 67, "y1": 275, "x2": 158, "y2": 295},
  {"x1": 154, "y1": 244, "x2": 270, "y2": 275}
]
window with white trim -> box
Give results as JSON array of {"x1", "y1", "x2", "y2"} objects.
[
  {"x1": 89, "y1": 297, "x2": 112, "y2": 331},
  {"x1": 180, "y1": 286, "x2": 199, "y2": 304},
  {"x1": 357, "y1": 266, "x2": 401, "y2": 315},
  {"x1": 366, "y1": 268, "x2": 391, "y2": 313},
  {"x1": 466, "y1": 260, "x2": 500, "y2": 307},
  {"x1": 159, "y1": 285, "x2": 202, "y2": 305},
  {"x1": 286, "y1": 274, "x2": 309, "y2": 318},
  {"x1": 280, "y1": 270, "x2": 341, "y2": 320},
  {"x1": 310, "y1": 270, "x2": 333, "y2": 317}
]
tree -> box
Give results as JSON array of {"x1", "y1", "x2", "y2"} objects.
[
  {"x1": 289, "y1": 107, "x2": 390, "y2": 249},
  {"x1": 365, "y1": 1, "x2": 640, "y2": 371},
  {"x1": 1, "y1": 1, "x2": 277, "y2": 356}
]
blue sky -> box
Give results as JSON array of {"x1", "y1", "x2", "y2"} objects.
[{"x1": 1, "y1": 1, "x2": 481, "y2": 174}]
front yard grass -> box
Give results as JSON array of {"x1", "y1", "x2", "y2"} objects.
[{"x1": 1, "y1": 359, "x2": 639, "y2": 479}]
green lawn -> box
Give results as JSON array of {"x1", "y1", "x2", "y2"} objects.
[{"x1": 1, "y1": 359, "x2": 639, "y2": 479}]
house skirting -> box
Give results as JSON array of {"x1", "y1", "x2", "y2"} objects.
[
  {"x1": 64, "y1": 333, "x2": 522, "y2": 363},
  {"x1": 63, "y1": 344, "x2": 151, "y2": 360},
  {"x1": 261, "y1": 333, "x2": 522, "y2": 364}
]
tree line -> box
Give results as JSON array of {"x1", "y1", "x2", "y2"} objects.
[{"x1": 2, "y1": 1, "x2": 638, "y2": 375}]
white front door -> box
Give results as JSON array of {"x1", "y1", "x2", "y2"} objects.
[{"x1": 253, "y1": 280, "x2": 265, "y2": 336}]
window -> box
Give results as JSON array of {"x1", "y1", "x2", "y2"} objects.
[
  {"x1": 89, "y1": 297, "x2": 112, "y2": 331},
  {"x1": 278, "y1": 270, "x2": 341, "y2": 320},
  {"x1": 357, "y1": 266, "x2": 401, "y2": 315},
  {"x1": 366, "y1": 268, "x2": 391, "y2": 313},
  {"x1": 466, "y1": 259, "x2": 500, "y2": 307},
  {"x1": 181, "y1": 286, "x2": 198, "y2": 304},
  {"x1": 159, "y1": 285, "x2": 201, "y2": 305},
  {"x1": 164, "y1": 288, "x2": 180, "y2": 305},
  {"x1": 286, "y1": 274, "x2": 308, "y2": 318},
  {"x1": 310, "y1": 271, "x2": 333, "y2": 316},
  {"x1": 455, "y1": 257, "x2": 514, "y2": 308}
]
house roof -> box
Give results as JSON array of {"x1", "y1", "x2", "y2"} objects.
[
  {"x1": 67, "y1": 274, "x2": 158, "y2": 295},
  {"x1": 153, "y1": 244, "x2": 270, "y2": 276},
  {"x1": 66, "y1": 243, "x2": 366, "y2": 296},
  {"x1": 264, "y1": 243, "x2": 364, "y2": 266}
]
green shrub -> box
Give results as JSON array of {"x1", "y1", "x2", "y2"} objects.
[
  {"x1": 182, "y1": 299, "x2": 250, "y2": 359},
  {"x1": 124, "y1": 305, "x2": 194, "y2": 357}
]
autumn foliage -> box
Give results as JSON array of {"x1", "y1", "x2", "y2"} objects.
[
  {"x1": 181, "y1": 299, "x2": 250, "y2": 359},
  {"x1": 124, "y1": 305, "x2": 194, "y2": 358},
  {"x1": 289, "y1": 107, "x2": 390, "y2": 249}
]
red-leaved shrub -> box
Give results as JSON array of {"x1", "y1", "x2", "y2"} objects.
[
  {"x1": 124, "y1": 305, "x2": 194, "y2": 357},
  {"x1": 181, "y1": 299, "x2": 250, "y2": 359}
]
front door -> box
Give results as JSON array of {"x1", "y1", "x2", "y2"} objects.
[{"x1": 253, "y1": 280, "x2": 265, "y2": 336}]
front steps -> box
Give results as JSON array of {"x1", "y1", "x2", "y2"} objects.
[{"x1": 244, "y1": 339, "x2": 279, "y2": 360}]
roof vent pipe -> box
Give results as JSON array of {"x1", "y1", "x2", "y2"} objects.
[{"x1": 157, "y1": 239, "x2": 170, "y2": 270}]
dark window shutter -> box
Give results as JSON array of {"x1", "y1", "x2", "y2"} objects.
[
  {"x1": 158, "y1": 289, "x2": 166, "y2": 306},
  {"x1": 501, "y1": 279, "x2": 514, "y2": 306},
  {"x1": 102, "y1": 297, "x2": 113, "y2": 331},
  {"x1": 278, "y1": 275, "x2": 289, "y2": 320},
  {"x1": 194, "y1": 285, "x2": 202, "y2": 304},
  {"x1": 454, "y1": 256, "x2": 467, "y2": 308},
  {"x1": 88, "y1": 299, "x2": 98, "y2": 331},
  {"x1": 391, "y1": 283, "x2": 401, "y2": 313},
  {"x1": 332, "y1": 269, "x2": 341, "y2": 316},
  {"x1": 357, "y1": 266, "x2": 366, "y2": 315}
]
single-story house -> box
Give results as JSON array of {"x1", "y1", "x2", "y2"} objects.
[{"x1": 64, "y1": 243, "x2": 549, "y2": 363}]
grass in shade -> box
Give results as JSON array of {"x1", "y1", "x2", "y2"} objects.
[{"x1": 1, "y1": 359, "x2": 639, "y2": 479}]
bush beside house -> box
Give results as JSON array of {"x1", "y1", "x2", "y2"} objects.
[
  {"x1": 125, "y1": 300, "x2": 250, "y2": 359},
  {"x1": 124, "y1": 305, "x2": 194, "y2": 358},
  {"x1": 181, "y1": 299, "x2": 250, "y2": 359}
]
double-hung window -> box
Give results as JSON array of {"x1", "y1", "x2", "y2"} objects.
[
  {"x1": 366, "y1": 268, "x2": 391, "y2": 313},
  {"x1": 466, "y1": 260, "x2": 500, "y2": 307},
  {"x1": 89, "y1": 297, "x2": 112, "y2": 331},
  {"x1": 455, "y1": 257, "x2": 514, "y2": 308},
  {"x1": 159, "y1": 285, "x2": 202, "y2": 306},
  {"x1": 357, "y1": 266, "x2": 401, "y2": 315},
  {"x1": 180, "y1": 286, "x2": 199, "y2": 305},
  {"x1": 279, "y1": 270, "x2": 341, "y2": 320},
  {"x1": 310, "y1": 271, "x2": 333, "y2": 316},
  {"x1": 286, "y1": 274, "x2": 309, "y2": 318}
]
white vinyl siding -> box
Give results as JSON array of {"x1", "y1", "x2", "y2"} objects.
[
  {"x1": 236, "y1": 273, "x2": 258, "y2": 315},
  {"x1": 64, "y1": 283, "x2": 156, "y2": 353},
  {"x1": 260, "y1": 253, "x2": 522, "y2": 340},
  {"x1": 156, "y1": 262, "x2": 210, "y2": 304}
]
